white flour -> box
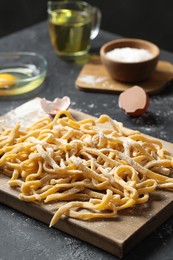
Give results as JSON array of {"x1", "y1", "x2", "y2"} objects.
[
  {"x1": 79, "y1": 75, "x2": 107, "y2": 85},
  {"x1": 106, "y1": 47, "x2": 152, "y2": 62}
]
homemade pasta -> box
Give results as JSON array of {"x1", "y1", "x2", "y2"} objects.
[{"x1": 0, "y1": 110, "x2": 173, "y2": 226}]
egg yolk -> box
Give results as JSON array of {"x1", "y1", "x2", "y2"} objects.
[{"x1": 0, "y1": 73, "x2": 16, "y2": 88}]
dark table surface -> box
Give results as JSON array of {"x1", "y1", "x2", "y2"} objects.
[{"x1": 0, "y1": 21, "x2": 173, "y2": 260}]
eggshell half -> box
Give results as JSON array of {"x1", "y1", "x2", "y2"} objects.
[{"x1": 118, "y1": 86, "x2": 149, "y2": 116}]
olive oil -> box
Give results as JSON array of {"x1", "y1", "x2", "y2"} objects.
[{"x1": 49, "y1": 9, "x2": 92, "y2": 59}]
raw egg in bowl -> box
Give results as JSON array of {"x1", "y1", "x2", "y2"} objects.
[{"x1": 0, "y1": 52, "x2": 47, "y2": 95}]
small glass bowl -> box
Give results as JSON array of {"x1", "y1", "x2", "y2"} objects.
[{"x1": 0, "y1": 52, "x2": 47, "y2": 95}]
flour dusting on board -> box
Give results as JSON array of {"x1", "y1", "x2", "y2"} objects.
[
  {"x1": 78, "y1": 75, "x2": 107, "y2": 85},
  {"x1": 0, "y1": 98, "x2": 48, "y2": 129}
]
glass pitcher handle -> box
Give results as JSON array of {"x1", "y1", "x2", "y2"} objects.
[{"x1": 90, "y1": 7, "x2": 102, "y2": 40}]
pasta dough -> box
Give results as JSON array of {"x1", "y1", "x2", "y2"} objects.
[{"x1": 0, "y1": 110, "x2": 173, "y2": 227}]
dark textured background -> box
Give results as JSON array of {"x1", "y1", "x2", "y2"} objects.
[{"x1": 1, "y1": 0, "x2": 173, "y2": 52}]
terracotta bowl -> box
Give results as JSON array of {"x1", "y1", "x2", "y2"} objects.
[{"x1": 100, "y1": 38, "x2": 160, "y2": 83}]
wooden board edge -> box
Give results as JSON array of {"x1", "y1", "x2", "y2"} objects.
[
  {"x1": 75, "y1": 59, "x2": 173, "y2": 95},
  {"x1": 75, "y1": 79, "x2": 169, "y2": 95},
  {"x1": 2, "y1": 184, "x2": 173, "y2": 258},
  {"x1": 0, "y1": 188, "x2": 123, "y2": 258},
  {"x1": 121, "y1": 199, "x2": 173, "y2": 257}
]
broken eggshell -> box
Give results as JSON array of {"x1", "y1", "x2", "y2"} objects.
[
  {"x1": 118, "y1": 86, "x2": 149, "y2": 116},
  {"x1": 41, "y1": 96, "x2": 71, "y2": 116}
]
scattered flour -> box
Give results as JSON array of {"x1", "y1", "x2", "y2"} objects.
[
  {"x1": 79, "y1": 75, "x2": 107, "y2": 85},
  {"x1": 88, "y1": 104, "x2": 95, "y2": 108}
]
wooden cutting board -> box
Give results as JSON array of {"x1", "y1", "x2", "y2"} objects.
[
  {"x1": 0, "y1": 98, "x2": 173, "y2": 258},
  {"x1": 75, "y1": 57, "x2": 173, "y2": 94}
]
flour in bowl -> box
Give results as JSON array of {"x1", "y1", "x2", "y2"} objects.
[{"x1": 106, "y1": 47, "x2": 152, "y2": 62}]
